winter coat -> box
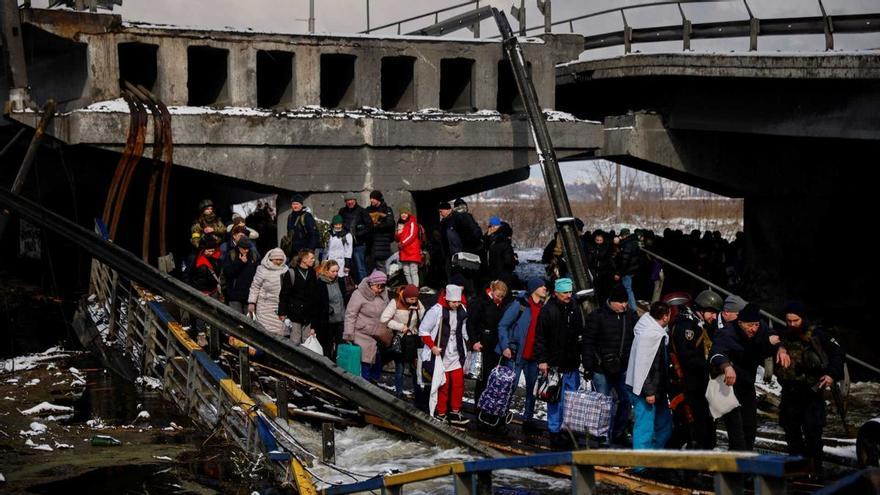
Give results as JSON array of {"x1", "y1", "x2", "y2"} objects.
[
  {"x1": 534, "y1": 296, "x2": 585, "y2": 372},
  {"x1": 325, "y1": 228, "x2": 354, "y2": 272},
  {"x1": 286, "y1": 209, "x2": 319, "y2": 255},
  {"x1": 343, "y1": 278, "x2": 389, "y2": 364},
  {"x1": 222, "y1": 248, "x2": 258, "y2": 303},
  {"x1": 278, "y1": 265, "x2": 319, "y2": 325},
  {"x1": 466, "y1": 289, "x2": 512, "y2": 352},
  {"x1": 396, "y1": 215, "x2": 422, "y2": 263},
  {"x1": 190, "y1": 250, "x2": 223, "y2": 296},
  {"x1": 582, "y1": 303, "x2": 638, "y2": 373},
  {"x1": 709, "y1": 319, "x2": 780, "y2": 385},
  {"x1": 190, "y1": 213, "x2": 226, "y2": 248},
  {"x1": 586, "y1": 242, "x2": 615, "y2": 277},
  {"x1": 616, "y1": 235, "x2": 641, "y2": 276},
  {"x1": 366, "y1": 201, "x2": 395, "y2": 262},
  {"x1": 670, "y1": 307, "x2": 713, "y2": 392},
  {"x1": 496, "y1": 294, "x2": 542, "y2": 365},
  {"x1": 380, "y1": 298, "x2": 426, "y2": 336},
  {"x1": 313, "y1": 275, "x2": 349, "y2": 339},
  {"x1": 338, "y1": 203, "x2": 372, "y2": 247},
  {"x1": 248, "y1": 248, "x2": 288, "y2": 336},
  {"x1": 440, "y1": 211, "x2": 482, "y2": 258},
  {"x1": 485, "y1": 223, "x2": 516, "y2": 283}
]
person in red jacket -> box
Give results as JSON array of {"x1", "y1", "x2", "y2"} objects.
[{"x1": 396, "y1": 205, "x2": 422, "y2": 287}]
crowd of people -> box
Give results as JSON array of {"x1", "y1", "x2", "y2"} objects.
[{"x1": 182, "y1": 193, "x2": 845, "y2": 476}]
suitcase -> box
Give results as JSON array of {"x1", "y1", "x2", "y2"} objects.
[
  {"x1": 561, "y1": 387, "x2": 614, "y2": 438},
  {"x1": 477, "y1": 365, "x2": 516, "y2": 426},
  {"x1": 451, "y1": 252, "x2": 481, "y2": 272},
  {"x1": 336, "y1": 343, "x2": 362, "y2": 375}
]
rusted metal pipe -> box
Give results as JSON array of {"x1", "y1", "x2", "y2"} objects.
[{"x1": 109, "y1": 89, "x2": 147, "y2": 239}]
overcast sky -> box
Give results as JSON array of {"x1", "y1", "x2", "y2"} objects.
[{"x1": 33, "y1": 0, "x2": 880, "y2": 57}]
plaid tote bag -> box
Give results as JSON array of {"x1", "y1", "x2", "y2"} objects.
[{"x1": 562, "y1": 386, "x2": 614, "y2": 437}]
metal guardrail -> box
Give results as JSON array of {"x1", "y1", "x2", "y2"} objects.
[
  {"x1": 642, "y1": 246, "x2": 880, "y2": 377},
  {"x1": 362, "y1": 0, "x2": 481, "y2": 35},
  {"x1": 322, "y1": 449, "x2": 806, "y2": 495},
  {"x1": 87, "y1": 258, "x2": 317, "y2": 493}
]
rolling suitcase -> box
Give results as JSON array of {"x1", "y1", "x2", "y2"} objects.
[
  {"x1": 336, "y1": 343, "x2": 362, "y2": 376},
  {"x1": 477, "y1": 364, "x2": 516, "y2": 426}
]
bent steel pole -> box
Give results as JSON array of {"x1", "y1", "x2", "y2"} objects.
[{"x1": 493, "y1": 9, "x2": 595, "y2": 313}]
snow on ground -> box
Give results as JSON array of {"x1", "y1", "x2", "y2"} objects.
[
  {"x1": 1, "y1": 347, "x2": 72, "y2": 373},
  {"x1": 20, "y1": 402, "x2": 74, "y2": 416}
]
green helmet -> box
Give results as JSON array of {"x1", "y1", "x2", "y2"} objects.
[
  {"x1": 198, "y1": 199, "x2": 214, "y2": 211},
  {"x1": 695, "y1": 290, "x2": 723, "y2": 312}
]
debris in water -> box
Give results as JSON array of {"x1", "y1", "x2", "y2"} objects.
[
  {"x1": 24, "y1": 439, "x2": 53, "y2": 451},
  {"x1": 136, "y1": 410, "x2": 150, "y2": 421},
  {"x1": 90, "y1": 435, "x2": 121, "y2": 446}
]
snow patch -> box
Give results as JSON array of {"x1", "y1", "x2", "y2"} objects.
[
  {"x1": 25, "y1": 439, "x2": 53, "y2": 451},
  {"x1": 1, "y1": 346, "x2": 70, "y2": 373},
  {"x1": 20, "y1": 402, "x2": 74, "y2": 416},
  {"x1": 54, "y1": 442, "x2": 74, "y2": 449},
  {"x1": 136, "y1": 410, "x2": 150, "y2": 421},
  {"x1": 135, "y1": 376, "x2": 162, "y2": 390}
]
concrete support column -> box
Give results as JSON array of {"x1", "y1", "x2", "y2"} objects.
[
  {"x1": 158, "y1": 40, "x2": 188, "y2": 105},
  {"x1": 357, "y1": 51, "x2": 381, "y2": 109},
  {"x1": 229, "y1": 45, "x2": 256, "y2": 107},
  {"x1": 414, "y1": 55, "x2": 439, "y2": 110},
  {"x1": 473, "y1": 52, "x2": 496, "y2": 111},
  {"x1": 86, "y1": 35, "x2": 118, "y2": 103},
  {"x1": 295, "y1": 47, "x2": 320, "y2": 107}
]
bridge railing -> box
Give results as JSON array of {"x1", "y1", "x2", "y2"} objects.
[{"x1": 321, "y1": 449, "x2": 806, "y2": 495}]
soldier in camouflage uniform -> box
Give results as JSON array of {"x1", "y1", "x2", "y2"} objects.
[
  {"x1": 190, "y1": 199, "x2": 226, "y2": 249},
  {"x1": 775, "y1": 301, "x2": 845, "y2": 477}
]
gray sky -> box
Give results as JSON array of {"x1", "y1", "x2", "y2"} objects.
[{"x1": 32, "y1": 0, "x2": 880, "y2": 56}]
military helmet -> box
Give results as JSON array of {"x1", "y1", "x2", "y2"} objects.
[
  {"x1": 694, "y1": 290, "x2": 723, "y2": 312},
  {"x1": 198, "y1": 198, "x2": 214, "y2": 211}
]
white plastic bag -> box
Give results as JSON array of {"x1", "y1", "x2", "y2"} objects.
[
  {"x1": 464, "y1": 351, "x2": 482, "y2": 379},
  {"x1": 705, "y1": 374, "x2": 741, "y2": 419},
  {"x1": 302, "y1": 335, "x2": 324, "y2": 355}
]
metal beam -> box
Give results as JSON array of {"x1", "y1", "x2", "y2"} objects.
[
  {"x1": 0, "y1": 187, "x2": 499, "y2": 458},
  {"x1": 406, "y1": 5, "x2": 493, "y2": 36},
  {"x1": 583, "y1": 13, "x2": 880, "y2": 51}
]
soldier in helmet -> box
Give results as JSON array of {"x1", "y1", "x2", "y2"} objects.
[
  {"x1": 776, "y1": 301, "x2": 845, "y2": 478},
  {"x1": 669, "y1": 289, "x2": 723, "y2": 449},
  {"x1": 191, "y1": 198, "x2": 226, "y2": 249}
]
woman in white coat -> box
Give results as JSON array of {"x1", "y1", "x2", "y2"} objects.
[
  {"x1": 325, "y1": 215, "x2": 353, "y2": 275},
  {"x1": 247, "y1": 248, "x2": 289, "y2": 336}
]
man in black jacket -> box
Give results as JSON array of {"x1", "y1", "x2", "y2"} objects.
[
  {"x1": 614, "y1": 228, "x2": 641, "y2": 311},
  {"x1": 776, "y1": 301, "x2": 845, "y2": 476},
  {"x1": 338, "y1": 192, "x2": 372, "y2": 283},
  {"x1": 585, "y1": 230, "x2": 614, "y2": 304},
  {"x1": 365, "y1": 191, "x2": 394, "y2": 272},
  {"x1": 483, "y1": 217, "x2": 516, "y2": 286},
  {"x1": 438, "y1": 201, "x2": 482, "y2": 292},
  {"x1": 583, "y1": 284, "x2": 638, "y2": 445},
  {"x1": 534, "y1": 277, "x2": 584, "y2": 447},
  {"x1": 278, "y1": 250, "x2": 319, "y2": 344},
  {"x1": 285, "y1": 194, "x2": 319, "y2": 258},
  {"x1": 709, "y1": 303, "x2": 790, "y2": 450}
]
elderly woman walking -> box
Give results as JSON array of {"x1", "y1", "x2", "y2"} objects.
[
  {"x1": 248, "y1": 248, "x2": 289, "y2": 337},
  {"x1": 343, "y1": 270, "x2": 390, "y2": 382}
]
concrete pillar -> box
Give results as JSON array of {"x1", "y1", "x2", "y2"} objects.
[
  {"x1": 414, "y1": 55, "x2": 439, "y2": 109},
  {"x1": 357, "y1": 51, "x2": 380, "y2": 109},
  {"x1": 295, "y1": 47, "x2": 320, "y2": 107},
  {"x1": 157, "y1": 40, "x2": 188, "y2": 105},
  {"x1": 473, "y1": 51, "x2": 496, "y2": 111},
  {"x1": 86, "y1": 35, "x2": 118, "y2": 103},
  {"x1": 229, "y1": 45, "x2": 256, "y2": 107}
]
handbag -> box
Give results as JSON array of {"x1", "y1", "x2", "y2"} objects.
[
  {"x1": 375, "y1": 323, "x2": 393, "y2": 347},
  {"x1": 534, "y1": 367, "x2": 562, "y2": 403},
  {"x1": 343, "y1": 275, "x2": 357, "y2": 295},
  {"x1": 388, "y1": 333, "x2": 403, "y2": 355},
  {"x1": 401, "y1": 307, "x2": 422, "y2": 361}
]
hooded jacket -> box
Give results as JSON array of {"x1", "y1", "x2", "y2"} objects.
[
  {"x1": 365, "y1": 201, "x2": 395, "y2": 261},
  {"x1": 485, "y1": 222, "x2": 516, "y2": 283},
  {"x1": 325, "y1": 227, "x2": 354, "y2": 272},
  {"x1": 222, "y1": 247, "x2": 258, "y2": 303},
  {"x1": 396, "y1": 215, "x2": 422, "y2": 263},
  {"x1": 343, "y1": 278, "x2": 390, "y2": 364},
  {"x1": 278, "y1": 263, "x2": 319, "y2": 324},
  {"x1": 582, "y1": 303, "x2": 638, "y2": 373},
  {"x1": 248, "y1": 248, "x2": 289, "y2": 336}
]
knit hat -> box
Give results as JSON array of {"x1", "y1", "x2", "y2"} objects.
[
  {"x1": 402, "y1": 284, "x2": 420, "y2": 299},
  {"x1": 527, "y1": 278, "x2": 545, "y2": 295},
  {"x1": 399, "y1": 205, "x2": 412, "y2": 216},
  {"x1": 738, "y1": 303, "x2": 761, "y2": 323},
  {"x1": 783, "y1": 300, "x2": 807, "y2": 318},
  {"x1": 331, "y1": 215, "x2": 344, "y2": 225},
  {"x1": 291, "y1": 194, "x2": 305, "y2": 205},
  {"x1": 344, "y1": 192, "x2": 358, "y2": 200},
  {"x1": 236, "y1": 238, "x2": 252, "y2": 250},
  {"x1": 723, "y1": 295, "x2": 747, "y2": 313},
  {"x1": 554, "y1": 278, "x2": 573, "y2": 293},
  {"x1": 488, "y1": 216, "x2": 502, "y2": 227},
  {"x1": 369, "y1": 190, "x2": 383, "y2": 201},
  {"x1": 367, "y1": 270, "x2": 387, "y2": 285},
  {"x1": 609, "y1": 284, "x2": 628, "y2": 303},
  {"x1": 445, "y1": 284, "x2": 463, "y2": 302},
  {"x1": 619, "y1": 228, "x2": 631, "y2": 237},
  {"x1": 438, "y1": 201, "x2": 452, "y2": 210}
]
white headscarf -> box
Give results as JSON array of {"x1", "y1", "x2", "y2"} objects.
[{"x1": 625, "y1": 312, "x2": 668, "y2": 396}]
